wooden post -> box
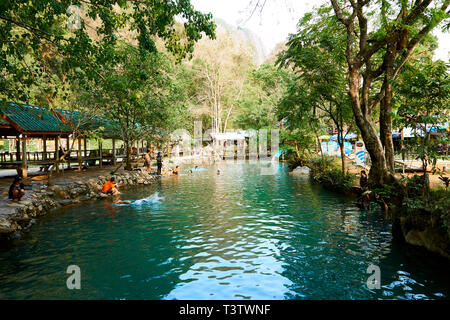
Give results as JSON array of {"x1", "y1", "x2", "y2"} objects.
[
  {"x1": 84, "y1": 137, "x2": 88, "y2": 167},
  {"x1": 43, "y1": 136, "x2": 47, "y2": 160},
  {"x1": 66, "y1": 137, "x2": 71, "y2": 169},
  {"x1": 99, "y1": 139, "x2": 103, "y2": 168},
  {"x1": 55, "y1": 136, "x2": 60, "y2": 174},
  {"x1": 78, "y1": 137, "x2": 82, "y2": 171},
  {"x1": 112, "y1": 138, "x2": 116, "y2": 166},
  {"x1": 21, "y1": 136, "x2": 27, "y2": 178},
  {"x1": 16, "y1": 136, "x2": 20, "y2": 161}
]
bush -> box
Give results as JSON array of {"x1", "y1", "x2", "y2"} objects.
[
  {"x1": 429, "y1": 188, "x2": 450, "y2": 231},
  {"x1": 312, "y1": 166, "x2": 356, "y2": 192}
]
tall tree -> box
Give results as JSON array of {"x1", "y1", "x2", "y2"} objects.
[
  {"x1": 278, "y1": 6, "x2": 354, "y2": 173},
  {"x1": 0, "y1": 0, "x2": 216, "y2": 104},
  {"x1": 395, "y1": 58, "x2": 450, "y2": 191},
  {"x1": 329, "y1": 0, "x2": 449, "y2": 186},
  {"x1": 234, "y1": 64, "x2": 293, "y2": 130},
  {"x1": 188, "y1": 30, "x2": 254, "y2": 133},
  {"x1": 89, "y1": 44, "x2": 189, "y2": 169}
]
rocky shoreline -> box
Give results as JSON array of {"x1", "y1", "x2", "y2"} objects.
[
  {"x1": 0, "y1": 171, "x2": 158, "y2": 241},
  {"x1": 293, "y1": 164, "x2": 450, "y2": 262}
]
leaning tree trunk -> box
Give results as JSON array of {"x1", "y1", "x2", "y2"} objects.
[
  {"x1": 348, "y1": 70, "x2": 391, "y2": 187},
  {"x1": 338, "y1": 139, "x2": 346, "y2": 173},
  {"x1": 380, "y1": 45, "x2": 396, "y2": 173}
]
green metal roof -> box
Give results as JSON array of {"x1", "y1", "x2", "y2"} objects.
[
  {"x1": 0, "y1": 117, "x2": 10, "y2": 127},
  {"x1": 55, "y1": 109, "x2": 120, "y2": 138},
  {"x1": 1, "y1": 102, "x2": 72, "y2": 134}
]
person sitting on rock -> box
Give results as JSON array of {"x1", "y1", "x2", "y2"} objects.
[
  {"x1": 9, "y1": 176, "x2": 25, "y2": 202},
  {"x1": 101, "y1": 177, "x2": 118, "y2": 195}
]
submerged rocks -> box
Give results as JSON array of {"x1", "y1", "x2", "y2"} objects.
[{"x1": 291, "y1": 166, "x2": 311, "y2": 175}]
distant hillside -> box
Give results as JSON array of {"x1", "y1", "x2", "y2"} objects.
[
  {"x1": 214, "y1": 18, "x2": 267, "y2": 65},
  {"x1": 265, "y1": 42, "x2": 288, "y2": 65}
]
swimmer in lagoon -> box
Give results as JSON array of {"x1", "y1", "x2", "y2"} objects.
[
  {"x1": 172, "y1": 166, "x2": 180, "y2": 175},
  {"x1": 188, "y1": 169, "x2": 193, "y2": 175},
  {"x1": 217, "y1": 169, "x2": 220, "y2": 175},
  {"x1": 112, "y1": 188, "x2": 132, "y2": 204}
]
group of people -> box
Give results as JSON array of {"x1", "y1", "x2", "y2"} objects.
[
  {"x1": 357, "y1": 170, "x2": 388, "y2": 213},
  {"x1": 135, "y1": 150, "x2": 163, "y2": 175}
]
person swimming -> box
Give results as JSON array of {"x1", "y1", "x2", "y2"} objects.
[
  {"x1": 188, "y1": 169, "x2": 193, "y2": 175},
  {"x1": 172, "y1": 165, "x2": 180, "y2": 175},
  {"x1": 216, "y1": 169, "x2": 220, "y2": 175},
  {"x1": 111, "y1": 188, "x2": 132, "y2": 204}
]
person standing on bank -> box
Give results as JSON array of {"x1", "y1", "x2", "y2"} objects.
[
  {"x1": 156, "y1": 152, "x2": 163, "y2": 175},
  {"x1": 144, "y1": 149, "x2": 152, "y2": 173}
]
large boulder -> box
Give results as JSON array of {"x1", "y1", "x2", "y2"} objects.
[{"x1": 291, "y1": 166, "x2": 311, "y2": 175}]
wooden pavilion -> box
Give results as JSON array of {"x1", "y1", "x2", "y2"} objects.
[
  {"x1": 0, "y1": 102, "x2": 72, "y2": 177},
  {"x1": 0, "y1": 102, "x2": 150, "y2": 177}
]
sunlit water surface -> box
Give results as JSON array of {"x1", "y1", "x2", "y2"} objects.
[{"x1": 0, "y1": 162, "x2": 449, "y2": 300}]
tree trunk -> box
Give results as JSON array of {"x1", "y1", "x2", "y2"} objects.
[
  {"x1": 338, "y1": 140, "x2": 345, "y2": 173},
  {"x1": 380, "y1": 45, "x2": 396, "y2": 173},
  {"x1": 125, "y1": 139, "x2": 132, "y2": 171},
  {"x1": 348, "y1": 70, "x2": 390, "y2": 187}
]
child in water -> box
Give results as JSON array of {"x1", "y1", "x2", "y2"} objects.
[
  {"x1": 112, "y1": 188, "x2": 132, "y2": 204},
  {"x1": 217, "y1": 169, "x2": 220, "y2": 175},
  {"x1": 172, "y1": 166, "x2": 180, "y2": 175}
]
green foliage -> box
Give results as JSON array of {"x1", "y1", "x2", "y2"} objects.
[
  {"x1": 394, "y1": 58, "x2": 450, "y2": 172},
  {"x1": 0, "y1": 0, "x2": 216, "y2": 104},
  {"x1": 234, "y1": 64, "x2": 293, "y2": 130},
  {"x1": 81, "y1": 44, "x2": 190, "y2": 151},
  {"x1": 313, "y1": 167, "x2": 356, "y2": 192},
  {"x1": 309, "y1": 155, "x2": 356, "y2": 191},
  {"x1": 401, "y1": 174, "x2": 428, "y2": 210},
  {"x1": 429, "y1": 188, "x2": 450, "y2": 230},
  {"x1": 186, "y1": 31, "x2": 254, "y2": 132},
  {"x1": 277, "y1": 4, "x2": 354, "y2": 171},
  {"x1": 438, "y1": 175, "x2": 450, "y2": 191}
]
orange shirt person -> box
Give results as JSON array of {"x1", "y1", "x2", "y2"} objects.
[{"x1": 102, "y1": 177, "x2": 117, "y2": 194}]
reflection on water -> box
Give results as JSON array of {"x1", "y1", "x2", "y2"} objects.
[{"x1": 0, "y1": 162, "x2": 449, "y2": 300}]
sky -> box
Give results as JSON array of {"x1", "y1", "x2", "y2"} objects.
[{"x1": 191, "y1": 0, "x2": 449, "y2": 61}]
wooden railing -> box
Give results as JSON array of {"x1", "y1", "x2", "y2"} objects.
[{"x1": 0, "y1": 149, "x2": 128, "y2": 164}]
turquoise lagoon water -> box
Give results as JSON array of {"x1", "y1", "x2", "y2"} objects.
[{"x1": 0, "y1": 162, "x2": 449, "y2": 300}]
